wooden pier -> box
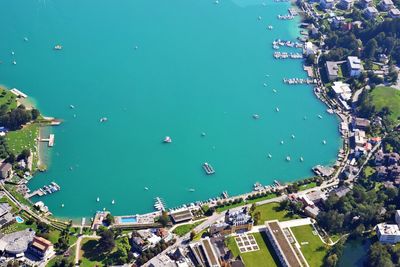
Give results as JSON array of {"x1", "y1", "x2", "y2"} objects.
[{"x1": 40, "y1": 134, "x2": 55, "y2": 147}]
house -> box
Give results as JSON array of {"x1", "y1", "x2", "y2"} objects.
[
  {"x1": 320, "y1": 0, "x2": 335, "y2": 9},
  {"x1": 365, "y1": 6, "x2": 379, "y2": 18},
  {"x1": 360, "y1": 0, "x2": 373, "y2": 7},
  {"x1": 169, "y1": 209, "x2": 193, "y2": 224},
  {"x1": 304, "y1": 41, "x2": 317, "y2": 56},
  {"x1": 376, "y1": 223, "x2": 400, "y2": 244},
  {"x1": 305, "y1": 206, "x2": 320, "y2": 218},
  {"x1": 29, "y1": 236, "x2": 54, "y2": 260},
  {"x1": 325, "y1": 61, "x2": 340, "y2": 81},
  {"x1": 352, "y1": 118, "x2": 371, "y2": 130},
  {"x1": 354, "y1": 129, "x2": 366, "y2": 146},
  {"x1": 91, "y1": 211, "x2": 109, "y2": 230},
  {"x1": 0, "y1": 163, "x2": 12, "y2": 179},
  {"x1": 379, "y1": 54, "x2": 389, "y2": 64},
  {"x1": 0, "y1": 203, "x2": 15, "y2": 228},
  {"x1": 331, "y1": 81, "x2": 352, "y2": 101},
  {"x1": 332, "y1": 16, "x2": 345, "y2": 27},
  {"x1": 389, "y1": 8, "x2": 400, "y2": 18},
  {"x1": 395, "y1": 210, "x2": 400, "y2": 226},
  {"x1": 132, "y1": 236, "x2": 150, "y2": 252},
  {"x1": 331, "y1": 186, "x2": 350, "y2": 198},
  {"x1": 209, "y1": 207, "x2": 253, "y2": 236},
  {"x1": 347, "y1": 56, "x2": 363, "y2": 77},
  {"x1": 339, "y1": 0, "x2": 353, "y2": 9},
  {"x1": 379, "y1": 0, "x2": 394, "y2": 10}
]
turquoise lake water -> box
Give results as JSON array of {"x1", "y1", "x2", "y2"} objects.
[{"x1": 0, "y1": 0, "x2": 341, "y2": 219}]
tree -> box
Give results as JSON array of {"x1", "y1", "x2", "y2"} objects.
[
  {"x1": 104, "y1": 213, "x2": 114, "y2": 226},
  {"x1": 158, "y1": 211, "x2": 171, "y2": 227},
  {"x1": 98, "y1": 228, "x2": 115, "y2": 254},
  {"x1": 364, "y1": 39, "x2": 378, "y2": 59},
  {"x1": 31, "y1": 108, "x2": 40, "y2": 120},
  {"x1": 324, "y1": 254, "x2": 338, "y2": 267},
  {"x1": 190, "y1": 230, "x2": 196, "y2": 241}
]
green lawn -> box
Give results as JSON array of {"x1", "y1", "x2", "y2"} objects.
[
  {"x1": 252, "y1": 202, "x2": 300, "y2": 225},
  {"x1": 172, "y1": 220, "x2": 205, "y2": 237},
  {"x1": 299, "y1": 182, "x2": 317, "y2": 191},
  {"x1": 226, "y1": 232, "x2": 278, "y2": 267},
  {"x1": 246, "y1": 193, "x2": 277, "y2": 204},
  {"x1": 6, "y1": 123, "x2": 39, "y2": 156},
  {"x1": 370, "y1": 86, "x2": 400, "y2": 123},
  {"x1": 291, "y1": 225, "x2": 328, "y2": 267},
  {"x1": 80, "y1": 238, "x2": 104, "y2": 267},
  {"x1": 216, "y1": 201, "x2": 245, "y2": 213},
  {"x1": 364, "y1": 166, "x2": 375, "y2": 178},
  {"x1": 46, "y1": 245, "x2": 76, "y2": 267},
  {"x1": 0, "y1": 87, "x2": 17, "y2": 111}
]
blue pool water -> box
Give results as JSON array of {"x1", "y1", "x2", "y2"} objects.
[
  {"x1": 15, "y1": 216, "x2": 24, "y2": 224},
  {"x1": 120, "y1": 216, "x2": 137, "y2": 224}
]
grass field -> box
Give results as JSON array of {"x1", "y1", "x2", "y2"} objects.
[
  {"x1": 0, "y1": 87, "x2": 17, "y2": 111},
  {"x1": 299, "y1": 182, "x2": 317, "y2": 191},
  {"x1": 370, "y1": 86, "x2": 400, "y2": 123},
  {"x1": 252, "y1": 202, "x2": 300, "y2": 225},
  {"x1": 291, "y1": 225, "x2": 328, "y2": 267},
  {"x1": 80, "y1": 238, "x2": 104, "y2": 267},
  {"x1": 226, "y1": 232, "x2": 278, "y2": 267},
  {"x1": 172, "y1": 220, "x2": 205, "y2": 236},
  {"x1": 6, "y1": 123, "x2": 39, "y2": 155}
]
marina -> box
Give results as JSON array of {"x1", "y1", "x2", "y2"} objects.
[
  {"x1": 1, "y1": 0, "x2": 341, "y2": 218},
  {"x1": 273, "y1": 52, "x2": 303, "y2": 59},
  {"x1": 27, "y1": 182, "x2": 60, "y2": 198},
  {"x1": 202, "y1": 163, "x2": 215, "y2": 175}
]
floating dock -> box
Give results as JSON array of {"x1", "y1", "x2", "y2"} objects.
[
  {"x1": 10, "y1": 88, "x2": 28, "y2": 98},
  {"x1": 203, "y1": 163, "x2": 215, "y2": 175},
  {"x1": 40, "y1": 134, "x2": 55, "y2": 147},
  {"x1": 154, "y1": 197, "x2": 166, "y2": 212},
  {"x1": 26, "y1": 182, "x2": 60, "y2": 198}
]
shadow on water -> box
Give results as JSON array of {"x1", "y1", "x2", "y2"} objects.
[{"x1": 338, "y1": 237, "x2": 371, "y2": 267}]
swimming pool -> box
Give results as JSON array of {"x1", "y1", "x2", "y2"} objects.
[
  {"x1": 119, "y1": 216, "x2": 137, "y2": 224},
  {"x1": 15, "y1": 216, "x2": 24, "y2": 224}
]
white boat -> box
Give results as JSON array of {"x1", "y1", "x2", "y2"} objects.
[
  {"x1": 280, "y1": 140, "x2": 284, "y2": 144},
  {"x1": 276, "y1": 107, "x2": 280, "y2": 112},
  {"x1": 144, "y1": 187, "x2": 149, "y2": 190},
  {"x1": 258, "y1": 16, "x2": 262, "y2": 20},
  {"x1": 100, "y1": 117, "x2": 108, "y2": 122},
  {"x1": 318, "y1": 115, "x2": 323, "y2": 119},
  {"x1": 61, "y1": 203, "x2": 64, "y2": 208},
  {"x1": 272, "y1": 89, "x2": 277, "y2": 93},
  {"x1": 268, "y1": 25, "x2": 273, "y2": 30},
  {"x1": 54, "y1": 44, "x2": 63, "y2": 50},
  {"x1": 291, "y1": 134, "x2": 295, "y2": 139},
  {"x1": 24, "y1": 37, "x2": 28, "y2": 42},
  {"x1": 70, "y1": 105, "x2": 75, "y2": 109},
  {"x1": 111, "y1": 200, "x2": 115, "y2": 205},
  {"x1": 201, "y1": 132, "x2": 206, "y2": 137},
  {"x1": 189, "y1": 188, "x2": 195, "y2": 192},
  {"x1": 322, "y1": 140, "x2": 327, "y2": 145},
  {"x1": 286, "y1": 156, "x2": 291, "y2": 161},
  {"x1": 268, "y1": 153, "x2": 272, "y2": 158},
  {"x1": 300, "y1": 157, "x2": 304, "y2": 162},
  {"x1": 96, "y1": 197, "x2": 100, "y2": 202},
  {"x1": 11, "y1": 51, "x2": 15, "y2": 55},
  {"x1": 263, "y1": 83, "x2": 267, "y2": 87},
  {"x1": 12, "y1": 60, "x2": 16, "y2": 65},
  {"x1": 253, "y1": 114, "x2": 260, "y2": 119},
  {"x1": 163, "y1": 136, "x2": 172, "y2": 143}
]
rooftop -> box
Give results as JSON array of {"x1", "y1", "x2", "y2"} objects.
[
  {"x1": 377, "y1": 223, "x2": 400, "y2": 235},
  {"x1": 348, "y1": 56, "x2": 363, "y2": 70}
]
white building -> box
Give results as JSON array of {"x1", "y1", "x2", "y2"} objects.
[
  {"x1": 347, "y1": 56, "x2": 363, "y2": 77},
  {"x1": 389, "y1": 8, "x2": 400, "y2": 18},
  {"x1": 396, "y1": 210, "x2": 400, "y2": 226},
  {"x1": 365, "y1": 6, "x2": 379, "y2": 18},
  {"x1": 379, "y1": 0, "x2": 394, "y2": 10},
  {"x1": 331, "y1": 81, "x2": 352, "y2": 101},
  {"x1": 376, "y1": 223, "x2": 400, "y2": 244},
  {"x1": 304, "y1": 41, "x2": 317, "y2": 55},
  {"x1": 354, "y1": 129, "x2": 366, "y2": 146}
]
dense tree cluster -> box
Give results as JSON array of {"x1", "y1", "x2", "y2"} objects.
[
  {"x1": 367, "y1": 242, "x2": 400, "y2": 267},
  {"x1": 0, "y1": 105, "x2": 40, "y2": 130},
  {"x1": 317, "y1": 185, "x2": 400, "y2": 234}
]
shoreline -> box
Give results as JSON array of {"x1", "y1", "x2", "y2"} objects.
[{"x1": 2, "y1": 1, "x2": 344, "y2": 223}]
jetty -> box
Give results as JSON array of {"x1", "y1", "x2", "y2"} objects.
[
  {"x1": 272, "y1": 40, "x2": 303, "y2": 50},
  {"x1": 202, "y1": 162, "x2": 215, "y2": 175},
  {"x1": 277, "y1": 14, "x2": 294, "y2": 20},
  {"x1": 288, "y1": 8, "x2": 298, "y2": 16},
  {"x1": 283, "y1": 78, "x2": 317, "y2": 85},
  {"x1": 26, "y1": 182, "x2": 60, "y2": 198},
  {"x1": 274, "y1": 52, "x2": 303, "y2": 59},
  {"x1": 10, "y1": 88, "x2": 28, "y2": 98},
  {"x1": 154, "y1": 197, "x2": 166, "y2": 211},
  {"x1": 40, "y1": 134, "x2": 55, "y2": 147}
]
